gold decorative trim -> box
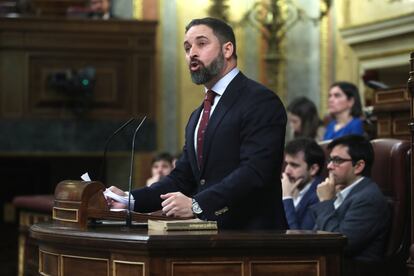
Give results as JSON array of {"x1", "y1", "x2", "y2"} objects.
[
  {"x1": 39, "y1": 249, "x2": 60, "y2": 276},
  {"x1": 113, "y1": 260, "x2": 145, "y2": 275},
  {"x1": 249, "y1": 259, "x2": 320, "y2": 276},
  {"x1": 61, "y1": 254, "x2": 109, "y2": 276},
  {"x1": 171, "y1": 261, "x2": 244, "y2": 276},
  {"x1": 52, "y1": 207, "x2": 79, "y2": 223},
  {"x1": 55, "y1": 200, "x2": 82, "y2": 204},
  {"x1": 17, "y1": 235, "x2": 25, "y2": 276}
]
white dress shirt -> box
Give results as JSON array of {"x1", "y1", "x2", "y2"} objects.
[{"x1": 334, "y1": 177, "x2": 364, "y2": 209}]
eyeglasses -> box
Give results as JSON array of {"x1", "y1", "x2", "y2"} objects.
[{"x1": 326, "y1": 156, "x2": 353, "y2": 166}]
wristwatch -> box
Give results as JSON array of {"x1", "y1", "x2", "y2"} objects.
[{"x1": 191, "y1": 198, "x2": 203, "y2": 215}]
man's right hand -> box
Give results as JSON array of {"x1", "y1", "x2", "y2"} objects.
[
  {"x1": 106, "y1": 186, "x2": 128, "y2": 209},
  {"x1": 281, "y1": 173, "x2": 302, "y2": 198},
  {"x1": 316, "y1": 173, "x2": 336, "y2": 201}
]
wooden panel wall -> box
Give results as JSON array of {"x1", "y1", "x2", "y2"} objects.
[{"x1": 0, "y1": 16, "x2": 157, "y2": 120}]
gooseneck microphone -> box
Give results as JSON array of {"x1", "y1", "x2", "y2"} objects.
[
  {"x1": 126, "y1": 116, "x2": 147, "y2": 227},
  {"x1": 99, "y1": 117, "x2": 136, "y2": 183}
]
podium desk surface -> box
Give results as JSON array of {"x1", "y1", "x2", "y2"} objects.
[{"x1": 31, "y1": 222, "x2": 346, "y2": 251}]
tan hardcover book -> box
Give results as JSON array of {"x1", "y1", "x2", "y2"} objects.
[{"x1": 148, "y1": 218, "x2": 217, "y2": 231}]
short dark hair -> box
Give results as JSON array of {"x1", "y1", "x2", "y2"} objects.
[
  {"x1": 287, "y1": 97, "x2": 322, "y2": 139},
  {"x1": 330, "y1": 81, "x2": 363, "y2": 117},
  {"x1": 285, "y1": 138, "x2": 325, "y2": 176},
  {"x1": 152, "y1": 152, "x2": 173, "y2": 165},
  {"x1": 185, "y1": 17, "x2": 237, "y2": 59},
  {"x1": 327, "y1": 134, "x2": 373, "y2": 177}
]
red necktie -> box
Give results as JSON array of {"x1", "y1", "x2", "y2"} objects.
[{"x1": 197, "y1": 90, "x2": 216, "y2": 168}]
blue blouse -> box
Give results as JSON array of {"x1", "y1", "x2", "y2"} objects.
[{"x1": 323, "y1": 117, "x2": 364, "y2": 141}]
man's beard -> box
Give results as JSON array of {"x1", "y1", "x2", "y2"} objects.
[{"x1": 190, "y1": 52, "x2": 224, "y2": 85}]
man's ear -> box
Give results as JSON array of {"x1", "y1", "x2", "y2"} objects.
[
  {"x1": 309, "y1": 163, "x2": 320, "y2": 177},
  {"x1": 353, "y1": 160, "x2": 365, "y2": 175},
  {"x1": 222, "y1": 42, "x2": 234, "y2": 59}
]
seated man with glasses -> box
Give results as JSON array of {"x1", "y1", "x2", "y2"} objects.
[{"x1": 311, "y1": 135, "x2": 390, "y2": 276}]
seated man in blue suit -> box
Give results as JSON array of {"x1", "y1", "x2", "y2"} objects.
[
  {"x1": 312, "y1": 135, "x2": 390, "y2": 275},
  {"x1": 282, "y1": 138, "x2": 325, "y2": 230}
]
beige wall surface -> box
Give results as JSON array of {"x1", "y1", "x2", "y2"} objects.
[
  {"x1": 337, "y1": 0, "x2": 414, "y2": 28},
  {"x1": 331, "y1": 0, "x2": 413, "y2": 109}
]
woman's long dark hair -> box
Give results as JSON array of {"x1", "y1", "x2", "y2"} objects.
[{"x1": 287, "y1": 97, "x2": 322, "y2": 139}]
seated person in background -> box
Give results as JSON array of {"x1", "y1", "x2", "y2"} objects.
[
  {"x1": 323, "y1": 82, "x2": 364, "y2": 141},
  {"x1": 311, "y1": 135, "x2": 390, "y2": 275},
  {"x1": 89, "y1": 0, "x2": 111, "y2": 19},
  {"x1": 146, "y1": 152, "x2": 174, "y2": 187},
  {"x1": 287, "y1": 97, "x2": 325, "y2": 142},
  {"x1": 282, "y1": 138, "x2": 325, "y2": 230}
]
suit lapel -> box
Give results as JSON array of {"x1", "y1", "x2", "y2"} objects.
[
  {"x1": 200, "y1": 72, "x2": 246, "y2": 174},
  {"x1": 296, "y1": 177, "x2": 319, "y2": 216}
]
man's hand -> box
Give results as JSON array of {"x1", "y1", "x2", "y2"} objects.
[
  {"x1": 316, "y1": 173, "x2": 336, "y2": 201},
  {"x1": 281, "y1": 173, "x2": 302, "y2": 198},
  {"x1": 106, "y1": 186, "x2": 128, "y2": 209},
  {"x1": 160, "y1": 192, "x2": 194, "y2": 218}
]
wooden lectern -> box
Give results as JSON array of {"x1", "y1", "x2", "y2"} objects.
[{"x1": 29, "y1": 180, "x2": 347, "y2": 276}]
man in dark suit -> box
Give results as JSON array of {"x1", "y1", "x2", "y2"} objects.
[
  {"x1": 108, "y1": 17, "x2": 287, "y2": 230},
  {"x1": 282, "y1": 138, "x2": 324, "y2": 230},
  {"x1": 311, "y1": 135, "x2": 390, "y2": 275}
]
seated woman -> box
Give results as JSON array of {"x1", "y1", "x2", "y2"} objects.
[
  {"x1": 323, "y1": 82, "x2": 364, "y2": 141},
  {"x1": 287, "y1": 97, "x2": 324, "y2": 142}
]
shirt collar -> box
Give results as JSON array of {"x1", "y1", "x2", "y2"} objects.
[
  {"x1": 337, "y1": 176, "x2": 364, "y2": 201},
  {"x1": 298, "y1": 181, "x2": 312, "y2": 198},
  {"x1": 204, "y1": 67, "x2": 239, "y2": 96}
]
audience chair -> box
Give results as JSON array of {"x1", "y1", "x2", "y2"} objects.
[{"x1": 371, "y1": 138, "x2": 411, "y2": 275}]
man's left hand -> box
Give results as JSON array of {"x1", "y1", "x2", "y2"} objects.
[{"x1": 160, "y1": 192, "x2": 194, "y2": 218}]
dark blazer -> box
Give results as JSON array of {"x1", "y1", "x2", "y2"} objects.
[
  {"x1": 283, "y1": 177, "x2": 321, "y2": 230},
  {"x1": 311, "y1": 177, "x2": 390, "y2": 262},
  {"x1": 132, "y1": 72, "x2": 288, "y2": 230}
]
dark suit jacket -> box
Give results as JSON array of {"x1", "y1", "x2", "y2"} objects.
[
  {"x1": 311, "y1": 177, "x2": 390, "y2": 262},
  {"x1": 283, "y1": 177, "x2": 321, "y2": 230},
  {"x1": 132, "y1": 72, "x2": 288, "y2": 230}
]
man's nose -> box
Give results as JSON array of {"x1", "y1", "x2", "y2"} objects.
[{"x1": 189, "y1": 47, "x2": 198, "y2": 58}]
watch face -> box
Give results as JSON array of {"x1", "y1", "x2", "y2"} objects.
[{"x1": 192, "y1": 200, "x2": 203, "y2": 214}]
